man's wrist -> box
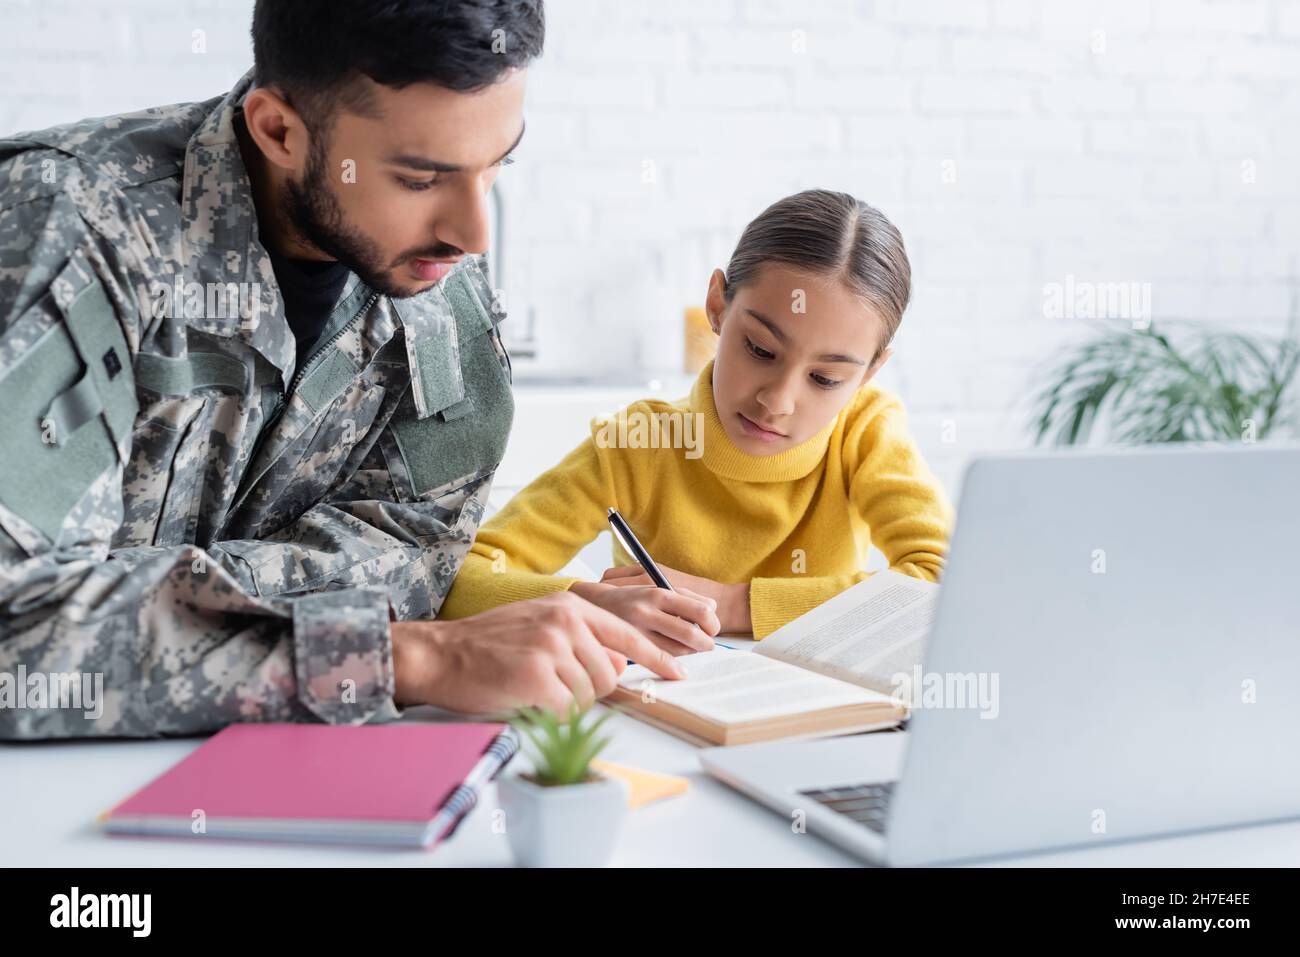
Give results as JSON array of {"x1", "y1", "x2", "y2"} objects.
[{"x1": 391, "y1": 619, "x2": 445, "y2": 707}]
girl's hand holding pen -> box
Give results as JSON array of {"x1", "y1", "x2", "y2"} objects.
[
  {"x1": 599, "y1": 564, "x2": 752, "y2": 635},
  {"x1": 568, "y1": 580, "x2": 720, "y2": 656}
]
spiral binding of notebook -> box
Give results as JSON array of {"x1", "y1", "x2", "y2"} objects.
[{"x1": 434, "y1": 725, "x2": 520, "y2": 842}]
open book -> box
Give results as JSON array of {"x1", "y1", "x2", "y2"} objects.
[{"x1": 608, "y1": 570, "x2": 939, "y2": 746}]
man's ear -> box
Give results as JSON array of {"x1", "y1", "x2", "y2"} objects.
[
  {"x1": 705, "y1": 268, "x2": 728, "y2": 334},
  {"x1": 860, "y1": 346, "x2": 893, "y2": 386},
  {"x1": 241, "y1": 87, "x2": 310, "y2": 173}
]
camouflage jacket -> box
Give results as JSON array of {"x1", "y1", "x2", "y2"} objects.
[{"x1": 0, "y1": 71, "x2": 515, "y2": 738}]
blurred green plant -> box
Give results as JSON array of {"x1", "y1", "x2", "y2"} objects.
[
  {"x1": 511, "y1": 702, "x2": 615, "y2": 787},
  {"x1": 1031, "y1": 322, "x2": 1300, "y2": 445}
]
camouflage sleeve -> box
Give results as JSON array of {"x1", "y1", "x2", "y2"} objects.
[
  {"x1": 206, "y1": 458, "x2": 495, "y2": 621},
  {"x1": 0, "y1": 173, "x2": 397, "y2": 740}
]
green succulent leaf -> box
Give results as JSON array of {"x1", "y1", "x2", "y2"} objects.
[{"x1": 509, "y1": 700, "x2": 616, "y2": 787}]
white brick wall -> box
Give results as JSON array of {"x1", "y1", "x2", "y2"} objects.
[{"x1": 3, "y1": 0, "x2": 1299, "y2": 498}]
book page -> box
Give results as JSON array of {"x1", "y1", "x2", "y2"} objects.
[
  {"x1": 617, "y1": 649, "x2": 889, "y2": 725},
  {"x1": 755, "y1": 570, "x2": 939, "y2": 695}
]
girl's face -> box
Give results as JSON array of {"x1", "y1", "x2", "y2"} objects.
[{"x1": 706, "y1": 263, "x2": 892, "y2": 456}]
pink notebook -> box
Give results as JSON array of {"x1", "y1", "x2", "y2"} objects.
[{"x1": 103, "y1": 722, "x2": 518, "y2": 848}]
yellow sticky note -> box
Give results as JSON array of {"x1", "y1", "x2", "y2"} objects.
[{"x1": 591, "y1": 759, "x2": 689, "y2": 809}]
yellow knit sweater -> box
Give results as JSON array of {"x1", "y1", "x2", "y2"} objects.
[{"x1": 439, "y1": 359, "x2": 954, "y2": 638}]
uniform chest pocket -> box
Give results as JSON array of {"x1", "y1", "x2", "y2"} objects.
[
  {"x1": 0, "y1": 259, "x2": 136, "y2": 546},
  {"x1": 387, "y1": 269, "x2": 515, "y2": 500}
]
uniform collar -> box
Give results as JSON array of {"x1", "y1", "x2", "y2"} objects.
[{"x1": 179, "y1": 69, "x2": 296, "y2": 382}]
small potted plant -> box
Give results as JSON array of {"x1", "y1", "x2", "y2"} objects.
[{"x1": 496, "y1": 703, "x2": 627, "y2": 867}]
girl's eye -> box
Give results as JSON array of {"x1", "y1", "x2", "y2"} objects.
[
  {"x1": 745, "y1": 338, "x2": 775, "y2": 360},
  {"x1": 811, "y1": 373, "x2": 843, "y2": 389},
  {"x1": 498, "y1": 154, "x2": 516, "y2": 168}
]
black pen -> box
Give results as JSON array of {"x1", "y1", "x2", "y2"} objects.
[
  {"x1": 606, "y1": 507, "x2": 733, "y2": 649},
  {"x1": 607, "y1": 507, "x2": 673, "y2": 590}
]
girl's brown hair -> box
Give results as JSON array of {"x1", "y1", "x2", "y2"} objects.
[{"x1": 722, "y1": 189, "x2": 911, "y2": 362}]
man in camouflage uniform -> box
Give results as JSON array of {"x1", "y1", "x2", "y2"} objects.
[{"x1": 0, "y1": 0, "x2": 686, "y2": 739}]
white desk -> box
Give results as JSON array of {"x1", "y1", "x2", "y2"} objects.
[
  {"x1": 5, "y1": 643, "x2": 1300, "y2": 867},
  {"x1": 1, "y1": 702, "x2": 862, "y2": 868},
  {"x1": 6, "y1": 710, "x2": 1300, "y2": 867}
]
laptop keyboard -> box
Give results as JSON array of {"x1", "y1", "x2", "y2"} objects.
[{"x1": 799, "y1": 782, "x2": 895, "y2": 835}]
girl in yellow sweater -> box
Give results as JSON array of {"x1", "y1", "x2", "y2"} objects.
[{"x1": 441, "y1": 189, "x2": 953, "y2": 654}]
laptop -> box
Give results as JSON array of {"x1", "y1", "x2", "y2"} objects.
[{"x1": 701, "y1": 443, "x2": 1300, "y2": 866}]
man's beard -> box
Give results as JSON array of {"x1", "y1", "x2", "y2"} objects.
[{"x1": 282, "y1": 140, "x2": 456, "y2": 300}]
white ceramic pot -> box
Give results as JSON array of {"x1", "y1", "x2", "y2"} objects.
[{"x1": 496, "y1": 772, "x2": 628, "y2": 867}]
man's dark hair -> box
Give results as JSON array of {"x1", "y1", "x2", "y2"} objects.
[{"x1": 252, "y1": 0, "x2": 545, "y2": 133}]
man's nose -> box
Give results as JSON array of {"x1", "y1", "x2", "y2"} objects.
[{"x1": 436, "y1": 179, "x2": 492, "y2": 256}]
